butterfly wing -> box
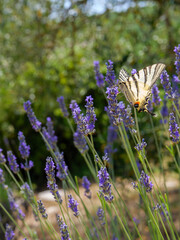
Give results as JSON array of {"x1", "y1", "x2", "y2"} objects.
[
  {"x1": 119, "y1": 63, "x2": 166, "y2": 108},
  {"x1": 133, "y1": 63, "x2": 166, "y2": 105},
  {"x1": 119, "y1": 69, "x2": 136, "y2": 105}
]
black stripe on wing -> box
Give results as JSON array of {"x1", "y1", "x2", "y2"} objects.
[
  {"x1": 144, "y1": 63, "x2": 166, "y2": 89},
  {"x1": 119, "y1": 69, "x2": 129, "y2": 82}
]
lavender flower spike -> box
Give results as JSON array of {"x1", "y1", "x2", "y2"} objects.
[
  {"x1": 69, "y1": 100, "x2": 86, "y2": 135},
  {"x1": 105, "y1": 60, "x2": 116, "y2": 86},
  {"x1": 0, "y1": 148, "x2": 6, "y2": 164},
  {"x1": 37, "y1": 200, "x2": 48, "y2": 219},
  {"x1": 68, "y1": 194, "x2": 79, "y2": 217},
  {"x1": 97, "y1": 207, "x2": 105, "y2": 225},
  {"x1": 57, "y1": 96, "x2": 69, "y2": 118},
  {"x1": 57, "y1": 215, "x2": 71, "y2": 240},
  {"x1": 0, "y1": 168, "x2": 8, "y2": 189},
  {"x1": 42, "y1": 117, "x2": 58, "y2": 151},
  {"x1": 85, "y1": 95, "x2": 97, "y2": 135},
  {"x1": 18, "y1": 131, "x2": 30, "y2": 160},
  {"x1": 21, "y1": 183, "x2": 34, "y2": 204},
  {"x1": 152, "y1": 84, "x2": 161, "y2": 106},
  {"x1": 134, "y1": 138, "x2": 147, "y2": 151},
  {"x1": 24, "y1": 100, "x2": 41, "y2": 132},
  {"x1": 160, "y1": 71, "x2": 173, "y2": 99},
  {"x1": 73, "y1": 130, "x2": 89, "y2": 154},
  {"x1": 98, "y1": 167, "x2": 114, "y2": 203},
  {"x1": 169, "y1": 112, "x2": 179, "y2": 143},
  {"x1": 174, "y1": 44, "x2": 180, "y2": 76},
  {"x1": 94, "y1": 61, "x2": 104, "y2": 88},
  {"x1": 5, "y1": 224, "x2": 15, "y2": 240},
  {"x1": 82, "y1": 176, "x2": 91, "y2": 199},
  {"x1": 139, "y1": 171, "x2": 153, "y2": 193},
  {"x1": 54, "y1": 151, "x2": 68, "y2": 180},
  {"x1": 45, "y1": 157, "x2": 62, "y2": 203},
  {"x1": 7, "y1": 151, "x2": 19, "y2": 174},
  {"x1": 7, "y1": 188, "x2": 25, "y2": 220}
]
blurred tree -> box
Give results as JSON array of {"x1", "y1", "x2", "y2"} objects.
[{"x1": 0, "y1": 0, "x2": 180, "y2": 180}]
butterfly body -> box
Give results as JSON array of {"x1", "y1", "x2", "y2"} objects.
[{"x1": 118, "y1": 63, "x2": 166, "y2": 115}]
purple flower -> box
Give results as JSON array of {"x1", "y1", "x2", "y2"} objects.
[
  {"x1": 69, "y1": 100, "x2": 86, "y2": 135},
  {"x1": 153, "y1": 203, "x2": 169, "y2": 221},
  {"x1": 42, "y1": 117, "x2": 58, "y2": 151},
  {"x1": 7, "y1": 151, "x2": 19, "y2": 174},
  {"x1": 73, "y1": 130, "x2": 89, "y2": 154},
  {"x1": 174, "y1": 44, "x2": 180, "y2": 76},
  {"x1": 94, "y1": 61, "x2": 104, "y2": 88},
  {"x1": 139, "y1": 171, "x2": 153, "y2": 193},
  {"x1": 57, "y1": 215, "x2": 71, "y2": 240},
  {"x1": 84, "y1": 95, "x2": 97, "y2": 135},
  {"x1": 24, "y1": 100, "x2": 41, "y2": 132},
  {"x1": 118, "y1": 101, "x2": 134, "y2": 128},
  {"x1": 68, "y1": 194, "x2": 79, "y2": 217},
  {"x1": 161, "y1": 98, "x2": 168, "y2": 118},
  {"x1": 172, "y1": 75, "x2": 180, "y2": 110},
  {"x1": 106, "y1": 86, "x2": 120, "y2": 122},
  {"x1": 0, "y1": 148, "x2": 6, "y2": 164},
  {"x1": 134, "y1": 138, "x2": 147, "y2": 151},
  {"x1": 0, "y1": 168, "x2": 7, "y2": 189},
  {"x1": 21, "y1": 183, "x2": 34, "y2": 204},
  {"x1": 45, "y1": 157, "x2": 62, "y2": 203},
  {"x1": 104, "y1": 125, "x2": 118, "y2": 157},
  {"x1": 37, "y1": 200, "x2": 48, "y2": 219},
  {"x1": 57, "y1": 96, "x2": 69, "y2": 118},
  {"x1": 0, "y1": 168, "x2": 5, "y2": 184},
  {"x1": 160, "y1": 71, "x2": 173, "y2": 99},
  {"x1": 105, "y1": 60, "x2": 116, "y2": 86},
  {"x1": 18, "y1": 131, "x2": 30, "y2": 160},
  {"x1": 5, "y1": 224, "x2": 15, "y2": 240},
  {"x1": 131, "y1": 69, "x2": 137, "y2": 75},
  {"x1": 97, "y1": 207, "x2": 105, "y2": 225},
  {"x1": 169, "y1": 112, "x2": 179, "y2": 143},
  {"x1": 21, "y1": 160, "x2": 34, "y2": 171},
  {"x1": 147, "y1": 99, "x2": 153, "y2": 113},
  {"x1": 152, "y1": 84, "x2": 161, "y2": 106},
  {"x1": 82, "y1": 176, "x2": 91, "y2": 199},
  {"x1": 97, "y1": 167, "x2": 114, "y2": 203},
  {"x1": 7, "y1": 188, "x2": 25, "y2": 220},
  {"x1": 133, "y1": 217, "x2": 140, "y2": 225},
  {"x1": 107, "y1": 125, "x2": 118, "y2": 142},
  {"x1": 102, "y1": 153, "x2": 109, "y2": 164},
  {"x1": 54, "y1": 151, "x2": 68, "y2": 180}
]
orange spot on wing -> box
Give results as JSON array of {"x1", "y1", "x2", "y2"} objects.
[{"x1": 134, "y1": 101, "x2": 140, "y2": 105}]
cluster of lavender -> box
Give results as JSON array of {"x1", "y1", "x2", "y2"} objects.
[
  {"x1": 134, "y1": 138, "x2": 147, "y2": 151},
  {"x1": 98, "y1": 167, "x2": 114, "y2": 202},
  {"x1": 69, "y1": 96, "x2": 96, "y2": 136},
  {"x1": 82, "y1": 176, "x2": 91, "y2": 199},
  {"x1": 132, "y1": 170, "x2": 153, "y2": 193},
  {"x1": 45, "y1": 157, "x2": 63, "y2": 203}
]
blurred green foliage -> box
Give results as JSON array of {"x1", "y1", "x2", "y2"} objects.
[{"x1": 0, "y1": 0, "x2": 180, "y2": 186}]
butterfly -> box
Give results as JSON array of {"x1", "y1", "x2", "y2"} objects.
[{"x1": 118, "y1": 63, "x2": 166, "y2": 116}]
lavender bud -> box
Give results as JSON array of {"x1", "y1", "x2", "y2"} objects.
[
  {"x1": 24, "y1": 100, "x2": 41, "y2": 132},
  {"x1": 18, "y1": 131, "x2": 30, "y2": 160},
  {"x1": 68, "y1": 195, "x2": 79, "y2": 217},
  {"x1": 57, "y1": 96, "x2": 69, "y2": 118},
  {"x1": 7, "y1": 151, "x2": 19, "y2": 174},
  {"x1": 82, "y1": 176, "x2": 91, "y2": 199},
  {"x1": 94, "y1": 61, "x2": 104, "y2": 88},
  {"x1": 37, "y1": 200, "x2": 48, "y2": 219}
]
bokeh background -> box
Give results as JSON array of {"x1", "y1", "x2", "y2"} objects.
[{"x1": 0, "y1": 0, "x2": 180, "y2": 190}]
